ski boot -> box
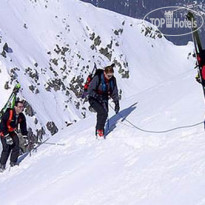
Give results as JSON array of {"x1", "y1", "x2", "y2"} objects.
[
  {"x1": 10, "y1": 162, "x2": 18, "y2": 167},
  {"x1": 96, "y1": 129, "x2": 105, "y2": 139}
]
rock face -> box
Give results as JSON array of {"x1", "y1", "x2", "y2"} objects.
[
  {"x1": 0, "y1": 0, "x2": 190, "y2": 146},
  {"x1": 46, "y1": 121, "x2": 58, "y2": 136},
  {"x1": 81, "y1": 0, "x2": 205, "y2": 45}
]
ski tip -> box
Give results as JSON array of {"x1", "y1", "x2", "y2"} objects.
[
  {"x1": 13, "y1": 83, "x2": 21, "y2": 93},
  {"x1": 15, "y1": 83, "x2": 21, "y2": 89},
  {"x1": 187, "y1": 11, "x2": 194, "y2": 21}
]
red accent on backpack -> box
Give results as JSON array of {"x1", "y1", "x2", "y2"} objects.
[{"x1": 84, "y1": 75, "x2": 92, "y2": 91}]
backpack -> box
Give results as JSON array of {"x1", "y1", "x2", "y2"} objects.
[
  {"x1": 82, "y1": 69, "x2": 115, "y2": 98},
  {"x1": 84, "y1": 69, "x2": 103, "y2": 92}
]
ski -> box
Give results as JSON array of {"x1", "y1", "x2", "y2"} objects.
[
  {"x1": 0, "y1": 83, "x2": 21, "y2": 121},
  {"x1": 187, "y1": 11, "x2": 205, "y2": 97}
]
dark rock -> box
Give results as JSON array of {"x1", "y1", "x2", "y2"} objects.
[
  {"x1": 24, "y1": 101, "x2": 35, "y2": 117},
  {"x1": 99, "y1": 47, "x2": 112, "y2": 61},
  {"x1": 46, "y1": 121, "x2": 58, "y2": 135},
  {"x1": 94, "y1": 36, "x2": 101, "y2": 46},
  {"x1": 29, "y1": 85, "x2": 35, "y2": 92},
  {"x1": 4, "y1": 81, "x2": 10, "y2": 90}
]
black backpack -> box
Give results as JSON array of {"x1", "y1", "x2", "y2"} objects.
[
  {"x1": 82, "y1": 69, "x2": 115, "y2": 98},
  {"x1": 83, "y1": 69, "x2": 104, "y2": 92}
]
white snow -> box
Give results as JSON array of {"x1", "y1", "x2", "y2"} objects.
[{"x1": 0, "y1": 0, "x2": 205, "y2": 205}]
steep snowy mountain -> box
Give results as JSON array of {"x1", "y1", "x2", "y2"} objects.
[
  {"x1": 0, "y1": 0, "x2": 194, "y2": 140},
  {"x1": 81, "y1": 0, "x2": 205, "y2": 45}
]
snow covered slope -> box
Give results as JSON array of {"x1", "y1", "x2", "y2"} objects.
[
  {"x1": 0, "y1": 0, "x2": 195, "y2": 139},
  {"x1": 0, "y1": 67, "x2": 205, "y2": 205}
]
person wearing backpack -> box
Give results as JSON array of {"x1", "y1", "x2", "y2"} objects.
[
  {"x1": 88, "y1": 64, "x2": 120, "y2": 138},
  {"x1": 0, "y1": 100, "x2": 28, "y2": 172}
]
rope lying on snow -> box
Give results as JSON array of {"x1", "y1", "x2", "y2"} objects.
[{"x1": 108, "y1": 103, "x2": 204, "y2": 134}]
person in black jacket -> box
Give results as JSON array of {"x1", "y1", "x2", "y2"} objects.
[
  {"x1": 0, "y1": 100, "x2": 28, "y2": 171},
  {"x1": 88, "y1": 64, "x2": 120, "y2": 138}
]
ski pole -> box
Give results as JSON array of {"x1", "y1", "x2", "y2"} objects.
[
  {"x1": 37, "y1": 142, "x2": 66, "y2": 146},
  {"x1": 107, "y1": 112, "x2": 110, "y2": 132}
]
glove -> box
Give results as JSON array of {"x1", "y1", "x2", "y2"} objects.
[
  {"x1": 114, "y1": 101, "x2": 120, "y2": 114},
  {"x1": 4, "y1": 134, "x2": 13, "y2": 145},
  {"x1": 89, "y1": 106, "x2": 96, "y2": 113},
  {"x1": 22, "y1": 135, "x2": 28, "y2": 139},
  {"x1": 22, "y1": 135, "x2": 29, "y2": 146}
]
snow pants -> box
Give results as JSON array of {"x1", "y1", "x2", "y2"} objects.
[{"x1": 89, "y1": 97, "x2": 108, "y2": 132}]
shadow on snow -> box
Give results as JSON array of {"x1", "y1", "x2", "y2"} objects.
[{"x1": 105, "y1": 102, "x2": 138, "y2": 136}]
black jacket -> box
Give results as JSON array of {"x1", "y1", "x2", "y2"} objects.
[
  {"x1": 0, "y1": 108, "x2": 28, "y2": 136},
  {"x1": 88, "y1": 71, "x2": 119, "y2": 102}
]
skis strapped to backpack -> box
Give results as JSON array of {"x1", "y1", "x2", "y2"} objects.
[
  {"x1": 187, "y1": 11, "x2": 205, "y2": 97},
  {"x1": 0, "y1": 83, "x2": 21, "y2": 122}
]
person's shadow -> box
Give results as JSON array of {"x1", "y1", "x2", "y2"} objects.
[{"x1": 104, "y1": 102, "x2": 138, "y2": 137}]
